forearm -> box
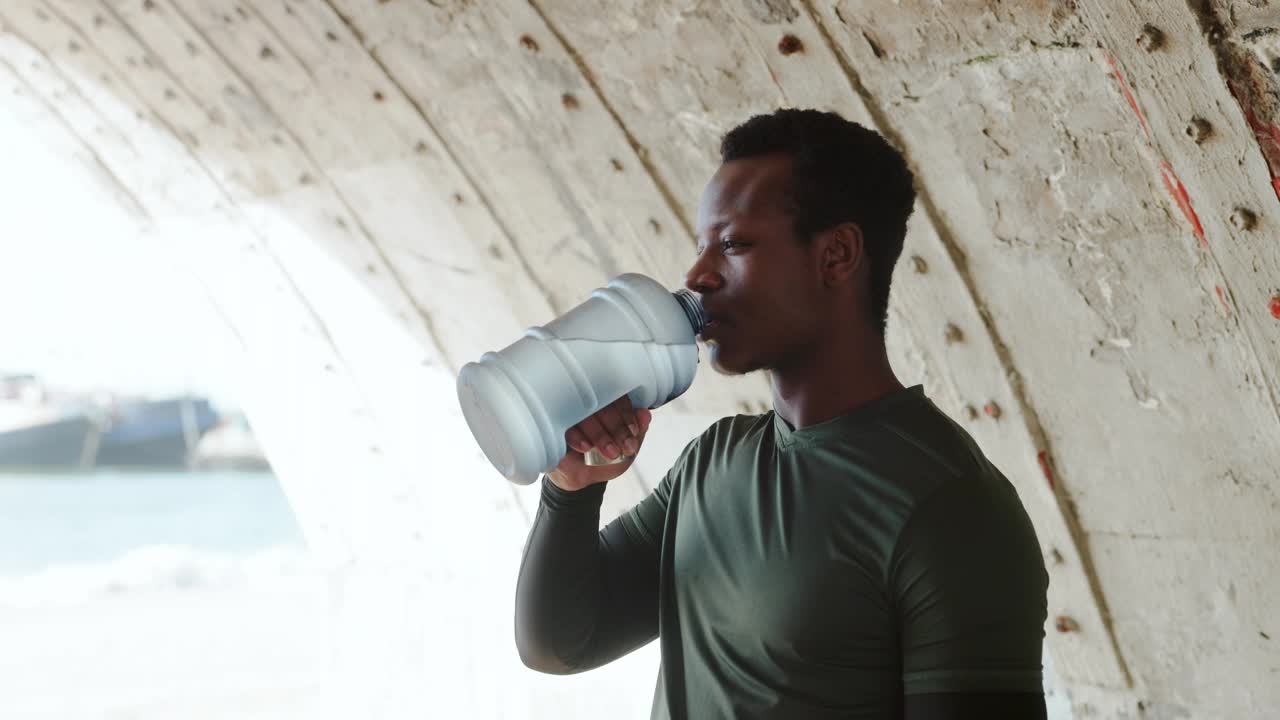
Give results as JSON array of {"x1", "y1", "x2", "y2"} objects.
[{"x1": 514, "y1": 477, "x2": 658, "y2": 674}]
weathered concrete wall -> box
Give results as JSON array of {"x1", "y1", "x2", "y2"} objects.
[{"x1": 2, "y1": 1, "x2": 1277, "y2": 717}]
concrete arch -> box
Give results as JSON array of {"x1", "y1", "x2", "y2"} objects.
[{"x1": 2, "y1": 1, "x2": 1278, "y2": 716}]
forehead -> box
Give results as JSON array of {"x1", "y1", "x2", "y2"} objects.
[{"x1": 696, "y1": 153, "x2": 793, "y2": 234}]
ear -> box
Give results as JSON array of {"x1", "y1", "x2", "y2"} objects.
[{"x1": 816, "y1": 222, "x2": 864, "y2": 287}]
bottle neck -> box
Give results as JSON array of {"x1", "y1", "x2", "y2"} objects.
[{"x1": 672, "y1": 289, "x2": 706, "y2": 334}]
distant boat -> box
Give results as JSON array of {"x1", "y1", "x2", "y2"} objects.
[
  {"x1": 0, "y1": 374, "x2": 223, "y2": 471},
  {"x1": 0, "y1": 374, "x2": 104, "y2": 470},
  {"x1": 0, "y1": 413, "x2": 101, "y2": 469},
  {"x1": 192, "y1": 412, "x2": 271, "y2": 471},
  {"x1": 94, "y1": 396, "x2": 220, "y2": 469}
]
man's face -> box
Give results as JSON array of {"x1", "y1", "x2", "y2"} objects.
[{"x1": 686, "y1": 153, "x2": 825, "y2": 376}]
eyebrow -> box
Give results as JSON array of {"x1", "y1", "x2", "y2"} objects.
[{"x1": 694, "y1": 221, "x2": 730, "y2": 251}]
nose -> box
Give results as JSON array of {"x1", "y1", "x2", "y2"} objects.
[{"x1": 684, "y1": 252, "x2": 724, "y2": 294}]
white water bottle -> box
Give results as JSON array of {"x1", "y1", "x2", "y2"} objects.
[{"x1": 456, "y1": 273, "x2": 705, "y2": 485}]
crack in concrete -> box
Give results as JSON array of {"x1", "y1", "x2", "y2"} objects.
[
  {"x1": 0, "y1": 20, "x2": 152, "y2": 223},
  {"x1": 525, "y1": 0, "x2": 697, "y2": 247},
  {"x1": 240, "y1": 2, "x2": 314, "y2": 82},
  {"x1": 0, "y1": 48, "x2": 152, "y2": 223},
  {"x1": 1148, "y1": 0, "x2": 1280, "y2": 430},
  {"x1": 318, "y1": 0, "x2": 557, "y2": 333},
  {"x1": 726, "y1": 10, "x2": 791, "y2": 107},
  {"x1": 802, "y1": 0, "x2": 1134, "y2": 689},
  {"x1": 6, "y1": 0, "x2": 383, "y2": 419},
  {"x1": 159, "y1": 0, "x2": 459, "y2": 376},
  {"x1": 320, "y1": 0, "x2": 552, "y2": 528}
]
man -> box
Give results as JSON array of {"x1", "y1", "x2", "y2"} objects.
[{"x1": 514, "y1": 109, "x2": 1049, "y2": 719}]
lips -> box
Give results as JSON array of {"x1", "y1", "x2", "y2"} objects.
[{"x1": 698, "y1": 315, "x2": 725, "y2": 341}]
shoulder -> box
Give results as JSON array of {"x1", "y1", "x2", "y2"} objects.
[
  {"x1": 877, "y1": 398, "x2": 988, "y2": 480},
  {"x1": 708, "y1": 411, "x2": 771, "y2": 443},
  {"x1": 683, "y1": 411, "x2": 770, "y2": 457},
  {"x1": 887, "y1": 444, "x2": 1048, "y2": 612},
  {"x1": 857, "y1": 397, "x2": 1044, "y2": 570},
  {"x1": 663, "y1": 412, "x2": 770, "y2": 485},
  {"x1": 865, "y1": 393, "x2": 1021, "y2": 506}
]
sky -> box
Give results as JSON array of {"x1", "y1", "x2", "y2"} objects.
[{"x1": 0, "y1": 102, "x2": 240, "y2": 408}]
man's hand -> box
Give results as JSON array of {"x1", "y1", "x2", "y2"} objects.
[{"x1": 548, "y1": 395, "x2": 652, "y2": 492}]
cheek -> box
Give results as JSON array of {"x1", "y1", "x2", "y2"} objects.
[
  {"x1": 742, "y1": 262, "x2": 805, "y2": 310},
  {"x1": 767, "y1": 286, "x2": 824, "y2": 341}
]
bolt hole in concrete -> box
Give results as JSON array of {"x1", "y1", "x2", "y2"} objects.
[
  {"x1": 1137, "y1": 23, "x2": 1165, "y2": 52},
  {"x1": 944, "y1": 323, "x2": 964, "y2": 344},
  {"x1": 1230, "y1": 207, "x2": 1257, "y2": 231},
  {"x1": 1185, "y1": 116, "x2": 1211, "y2": 143},
  {"x1": 778, "y1": 34, "x2": 804, "y2": 55}
]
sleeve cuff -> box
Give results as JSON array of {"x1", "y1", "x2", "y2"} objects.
[
  {"x1": 903, "y1": 668, "x2": 1044, "y2": 695},
  {"x1": 540, "y1": 475, "x2": 608, "y2": 513}
]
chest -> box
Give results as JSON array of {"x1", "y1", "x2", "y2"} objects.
[{"x1": 669, "y1": 451, "x2": 896, "y2": 656}]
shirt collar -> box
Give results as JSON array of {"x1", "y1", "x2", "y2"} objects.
[{"x1": 773, "y1": 384, "x2": 926, "y2": 449}]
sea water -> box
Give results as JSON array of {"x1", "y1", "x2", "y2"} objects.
[
  {"x1": 0, "y1": 470, "x2": 305, "y2": 578},
  {"x1": 0, "y1": 470, "x2": 333, "y2": 719},
  {"x1": 0, "y1": 470, "x2": 660, "y2": 719}
]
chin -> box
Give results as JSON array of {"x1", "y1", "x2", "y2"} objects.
[{"x1": 705, "y1": 343, "x2": 757, "y2": 376}]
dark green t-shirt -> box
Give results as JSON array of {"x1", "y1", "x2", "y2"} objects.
[{"x1": 515, "y1": 385, "x2": 1048, "y2": 719}]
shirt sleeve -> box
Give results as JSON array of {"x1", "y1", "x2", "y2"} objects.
[
  {"x1": 513, "y1": 448, "x2": 685, "y2": 675},
  {"x1": 616, "y1": 457, "x2": 676, "y2": 548},
  {"x1": 890, "y1": 475, "x2": 1050, "y2": 695}
]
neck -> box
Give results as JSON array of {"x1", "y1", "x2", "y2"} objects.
[{"x1": 769, "y1": 324, "x2": 904, "y2": 430}]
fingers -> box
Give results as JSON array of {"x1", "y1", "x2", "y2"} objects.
[
  {"x1": 564, "y1": 425, "x2": 592, "y2": 454},
  {"x1": 606, "y1": 396, "x2": 641, "y2": 456},
  {"x1": 570, "y1": 396, "x2": 645, "y2": 461},
  {"x1": 598, "y1": 404, "x2": 633, "y2": 459},
  {"x1": 573, "y1": 415, "x2": 614, "y2": 459},
  {"x1": 571, "y1": 416, "x2": 601, "y2": 457},
  {"x1": 615, "y1": 395, "x2": 640, "y2": 437},
  {"x1": 556, "y1": 402, "x2": 655, "y2": 490}
]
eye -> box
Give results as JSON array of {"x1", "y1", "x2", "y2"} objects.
[{"x1": 720, "y1": 237, "x2": 743, "y2": 251}]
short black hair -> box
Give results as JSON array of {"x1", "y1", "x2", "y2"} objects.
[{"x1": 720, "y1": 109, "x2": 916, "y2": 335}]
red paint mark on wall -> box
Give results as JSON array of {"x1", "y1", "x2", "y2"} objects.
[
  {"x1": 1104, "y1": 52, "x2": 1151, "y2": 140},
  {"x1": 1104, "y1": 51, "x2": 1208, "y2": 247},
  {"x1": 1215, "y1": 285, "x2": 1232, "y2": 315},
  {"x1": 1229, "y1": 81, "x2": 1280, "y2": 205},
  {"x1": 1037, "y1": 451, "x2": 1055, "y2": 490},
  {"x1": 1159, "y1": 162, "x2": 1207, "y2": 247},
  {"x1": 1269, "y1": 294, "x2": 1280, "y2": 319}
]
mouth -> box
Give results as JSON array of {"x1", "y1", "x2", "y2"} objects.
[{"x1": 698, "y1": 317, "x2": 724, "y2": 341}]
